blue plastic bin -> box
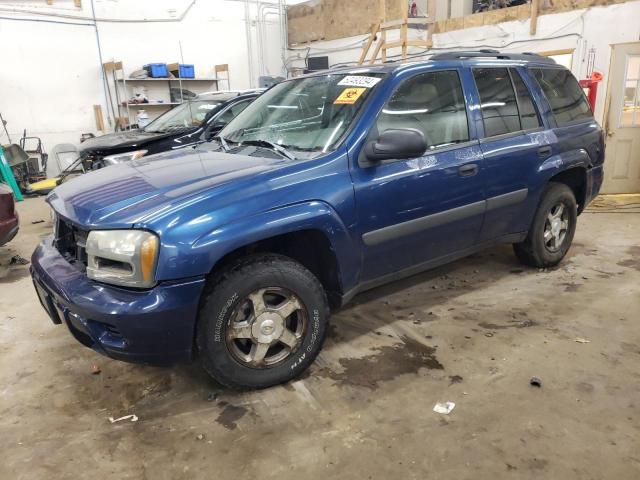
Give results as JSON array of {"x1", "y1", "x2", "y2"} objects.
[
  {"x1": 144, "y1": 63, "x2": 169, "y2": 78},
  {"x1": 170, "y1": 64, "x2": 195, "y2": 78}
]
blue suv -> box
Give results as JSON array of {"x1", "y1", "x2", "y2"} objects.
[{"x1": 31, "y1": 51, "x2": 604, "y2": 389}]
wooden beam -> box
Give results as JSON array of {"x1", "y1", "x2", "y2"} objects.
[
  {"x1": 530, "y1": 0, "x2": 540, "y2": 35},
  {"x1": 74, "y1": 0, "x2": 82, "y2": 7},
  {"x1": 407, "y1": 39, "x2": 433, "y2": 47},
  {"x1": 381, "y1": 30, "x2": 387, "y2": 63},
  {"x1": 381, "y1": 19, "x2": 405, "y2": 29},
  {"x1": 93, "y1": 105, "x2": 105, "y2": 132},
  {"x1": 369, "y1": 36, "x2": 385, "y2": 64},
  {"x1": 428, "y1": 0, "x2": 437, "y2": 42},
  {"x1": 358, "y1": 23, "x2": 380, "y2": 65}
]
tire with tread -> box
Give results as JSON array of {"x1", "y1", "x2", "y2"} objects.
[
  {"x1": 513, "y1": 182, "x2": 577, "y2": 268},
  {"x1": 196, "y1": 253, "x2": 329, "y2": 390}
]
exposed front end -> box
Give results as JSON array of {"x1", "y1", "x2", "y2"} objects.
[{"x1": 30, "y1": 213, "x2": 205, "y2": 364}]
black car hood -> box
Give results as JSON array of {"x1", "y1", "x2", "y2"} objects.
[{"x1": 78, "y1": 129, "x2": 186, "y2": 155}]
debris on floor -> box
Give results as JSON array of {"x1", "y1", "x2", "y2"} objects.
[
  {"x1": 108, "y1": 414, "x2": 138, "y2": 424},
  {"x1": 31, "y1": 219, "x2": 44, "y2": 224},
  {"x1": 433, "y1": 402, "x2": 456, "y2": 414},
  {"x1": 91, "y1": 364, "x2": 101, "y2": 375},
  {"x1": 530, "y1": 377, "x2": 542, "y2": 388},
  {"x1": 9, "y1": 255, "x2": 29, "y2": 266},
  {"x1": 574, "y1": 337, "x2": 590, "y2": 344}
]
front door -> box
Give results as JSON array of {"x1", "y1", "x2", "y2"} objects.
[
  {"x1": 602, "y1": 42, "x2": 640, "y2": 193},
  {"x1": 352, "y1": 69, "x2": 486, "y2": 282}
]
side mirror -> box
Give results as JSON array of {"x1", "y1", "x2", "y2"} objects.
[{"x1": 364, "y1": 128, "x2": 427, "y2": 162}]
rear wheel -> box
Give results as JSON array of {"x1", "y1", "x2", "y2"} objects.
[
  {"x1": 513, "y1": 182, "x2": 577, "y2": 268},
  {"x1": 196, "y1": 254, "x2": 329, "y2": 389}
]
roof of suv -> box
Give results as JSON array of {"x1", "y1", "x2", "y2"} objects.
[{"x1": 299, "y1": 50, "x2": 561, "y2": 78}]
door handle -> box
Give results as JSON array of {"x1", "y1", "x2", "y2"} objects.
[
  {"x1": 537, "y1": 146, "x2": 552, "y2": 158},
  {"x1": 458, "y1": 163, "x2": 478, "y2": 177}
]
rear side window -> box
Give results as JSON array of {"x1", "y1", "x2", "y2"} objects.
[
  {"x1": 510, "y1": 69, "x2": 542, "y2": 130},
  {"x1": 376, "y1": 70, "x2": 469, "y2": 149},
  {"x1": 531, "y1": 68, "x2": 593, "y2": 125},
  {"x1": 474, "y1": 68, "x2": 520, "y2": 137}
]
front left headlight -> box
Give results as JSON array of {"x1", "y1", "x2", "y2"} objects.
[
  {"x1": 102, "y1": 149, "x2": 148, "y2": 166},
  {"x1": 86, "y1": 230, "x2": 159, "y2": 288}
]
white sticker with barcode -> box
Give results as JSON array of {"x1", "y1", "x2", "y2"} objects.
[{"x1": 337, "y1": 76, "x2": 381, "y2": 88}]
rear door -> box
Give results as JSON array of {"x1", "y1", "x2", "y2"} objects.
[
  {"x1": 471, "y1": 66, "x2": 547, "y2": 241},
  {"x1": 352, "y1": 69, "x2": 486, "y2": 282}
]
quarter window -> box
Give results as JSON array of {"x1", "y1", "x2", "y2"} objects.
[
  {"x1": 376, "y1": 70, "x2": 469, "y2": 150},
  {"x1": 531, "y1": 68, "x2": 593, "y2": 125},
  {"x1": 473, "y1": 68, "x2": 521, "y2": 137}
]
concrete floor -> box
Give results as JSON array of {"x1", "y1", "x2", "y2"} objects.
[{"x1": 1, "y1": 196, "x2": 639, "y2": 480}]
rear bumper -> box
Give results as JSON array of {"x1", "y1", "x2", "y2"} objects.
[{"x1": 30, "y1": 235, "x2": 206, "y2": 365}]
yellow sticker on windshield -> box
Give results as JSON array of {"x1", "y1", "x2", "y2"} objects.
[{"x1": 334, "y1": 87, "x2": 366, "y2": 105}]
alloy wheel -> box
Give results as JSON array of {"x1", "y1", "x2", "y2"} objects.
[
  {"x1": 543, "y1": 202, "x2": 570, "y2": 252},
  {"x1": 225, "y1": 287, "x2": 307, "y2": 369}
]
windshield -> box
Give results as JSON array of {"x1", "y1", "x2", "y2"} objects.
[
  {"x1": 144, "y1": 100, "x2": 223, "y2": 133},
  {"x1": 220, "y1": 72, "x2": 386, "y2": 157}
]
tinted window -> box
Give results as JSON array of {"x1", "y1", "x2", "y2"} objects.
[
  {"x1": 473, "y1": 68, "x2": 520, "y2": 137},
  {"x1": 376, "y1": 70, "x2": 469, "y2": 149},
  {"x1": 510, "y1": 69, "x2": 541, "y2": 130},
  {"x1": 532, "y1": 68, "x2": 593, "y2": 125}
]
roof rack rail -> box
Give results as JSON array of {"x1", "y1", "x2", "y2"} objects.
[{"x1": 430, "y1": 50, "x2": 556, "y2": 63}]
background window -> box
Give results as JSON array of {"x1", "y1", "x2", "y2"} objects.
[
  {"x1": 510, "y1": 69, "x2": 542, "y2": 130},
  {"x1": 376, "y1": 70, "x2": 469, "y2": 150},
  {"x1": 532, "y1": 68, "x2": 593, "y2": 125},
  {"x1": 473, "y1": 68, "x2": 520, "y2": 137},
  {"x1": 620, "y1": 55, "x2": 640, "y2": 126}
]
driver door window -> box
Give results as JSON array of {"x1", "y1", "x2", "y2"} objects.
[{"x1": 375, "y1": 70, "x2": 469, "y2": 150}]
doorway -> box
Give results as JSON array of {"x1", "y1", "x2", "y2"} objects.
[{"x1": 602, "y1": 42, "x2": 640, "y2": 193}]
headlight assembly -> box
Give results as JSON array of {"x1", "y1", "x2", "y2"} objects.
[
  {"x1": 101, "y1": 149, "x2": 148, "y2": 166},
  {"x1": 86, "y1": 230, "x2": 159, "y2": 288}
]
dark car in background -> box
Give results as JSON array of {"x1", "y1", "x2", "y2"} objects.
[
  {"x1": 0, "y1": 183, "x2": 19, "y2": 246},
  {"x1": 26, "y1": 90, "x2": 264, "y2": 194},
  {"x1": 79, "y1": 89, "x2": 265, "y2": 168}
]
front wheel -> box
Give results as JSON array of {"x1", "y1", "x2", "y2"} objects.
[
  {"x1": 513, "y1": 182, "x2": 577, "y2": 268},
  {"x1": 196, "y1": 254, "x2": 329, "y2": 389}
]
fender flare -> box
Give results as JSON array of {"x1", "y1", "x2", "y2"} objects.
[
  {"x1": 189, "y1": 200, "x2": 360, "y2": 290},
  {"x1": 537, "y1": 148, "x2": 591, "y2": 178}
]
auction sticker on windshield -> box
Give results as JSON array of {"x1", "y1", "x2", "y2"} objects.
[
  {"x1": 338, "y1": 76, "x2": 381, "y2": 88},
  {"x1": 334, "y1": 87, "x2": 367, "y2": 105}
]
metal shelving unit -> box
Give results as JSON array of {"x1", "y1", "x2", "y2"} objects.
[
  {"x1": 116, "y1": 76, "x2": 219, "y2": 126},
  {"x1": 101, "y1": 61, "x2": 229, "y2": 129}
]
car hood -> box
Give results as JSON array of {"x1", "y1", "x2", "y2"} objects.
[
  {"x1": 48, "y1": 147, "x2": 288, "y2": 228},
  {"x1": 78, "y1": 129, "x2": 180, "y2": 154}
]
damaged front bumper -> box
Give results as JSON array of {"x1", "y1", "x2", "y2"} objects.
[{"x1": 30, "y1": 235, "x2": 205, "y2": 365}]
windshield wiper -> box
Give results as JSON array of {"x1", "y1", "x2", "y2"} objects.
[
  {"x1": 240, "y1": 139, "x2": 296, "y2": 161},
  {"x1": 212, "y1": 134, "x2": 230, "y2": 152}
]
